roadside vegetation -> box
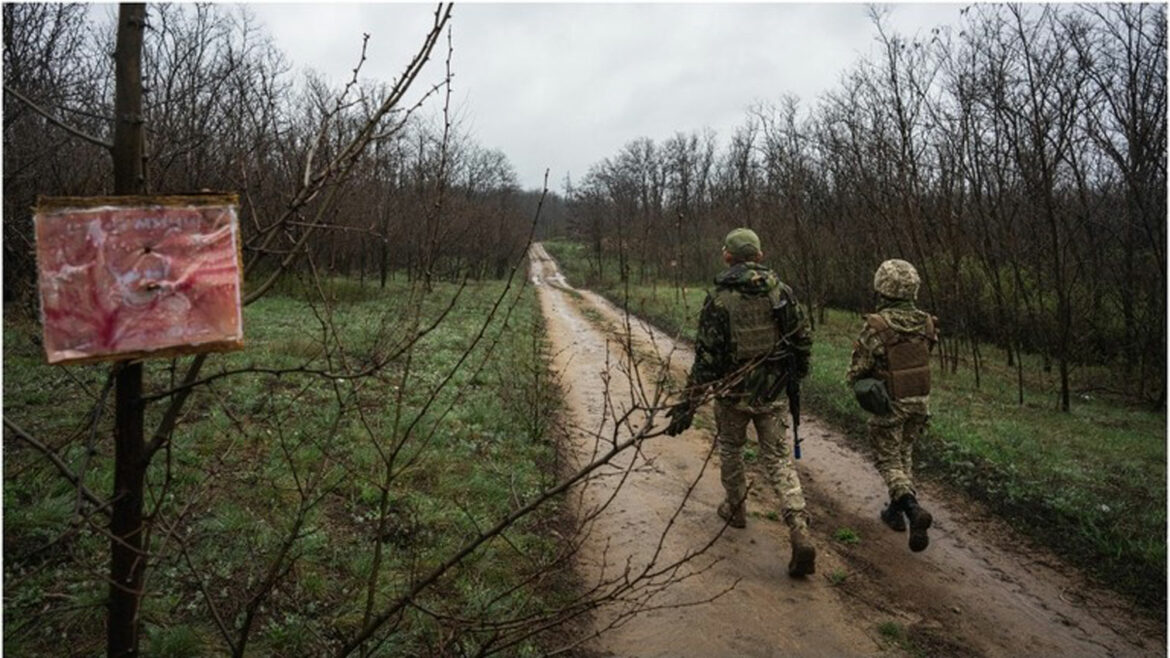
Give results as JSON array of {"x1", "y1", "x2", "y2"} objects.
[
  {"x1": 4, "y1": 4, "x2": 590, "y2": 654},
  {"x1": 4, "y1": 1, "x2": 1164, "y2": 650},
  {"x1": 560, "y1": 4, "x2": 1166, "y2": 416},
  {"x1": 543, "y1": 238, "x2": 1167, "y2": 614},
  {"x1": 4, "y1": 278, "x2": 570, "y2": 655}
]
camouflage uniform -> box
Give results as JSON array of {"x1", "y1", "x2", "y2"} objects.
[
  {"x1": 846, "y1": 259, "x2": 938, "y2": 552},
  {"x1": 688, "y1": 260, "x2": 813, "y2": 532},
  {"x1": 845, "y1": 299, "x2": 936, "y2": 501}
]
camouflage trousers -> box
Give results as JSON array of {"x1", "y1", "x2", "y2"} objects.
[
  {"x1": 714, "y1": 398, "x2": 808, "y2": 531},
  {"x1": 867, "y1": 398, "x2": 930, "y2": 501}
]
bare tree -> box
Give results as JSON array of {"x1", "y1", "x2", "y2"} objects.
[
  {"x1": 5, "y1": 5, "x2": 740, "y2": 656},
  {"x1": 559, "y1": 3, "x2": 1165, "y2": 408}
]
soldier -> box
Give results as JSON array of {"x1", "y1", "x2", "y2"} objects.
[
  {"x1": 665, "y1": 228, "x2": 816, "y2": 577},
  {"x1": 846, "y1": 259, "x2": 939, "y2": 552}
]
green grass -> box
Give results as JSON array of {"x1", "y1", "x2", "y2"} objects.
[
  {"x1": 833, "y1": 527, "x2": 862, "y2": 545},
  {"x1": 542, "y1": 238, "x2": 1168, "y2": 614},
  {"x1": 543, "y1": 238, "x2": 707, "y2": 340},
  {"x1": 876, "y1": 620, "x2": 905, "y2": 641},
  {"x1": 806, "y1": 309, "x2": 1166, "y2": 612},
  {"x1": 875, "y1": 620, "x2": 934, "y2": 658},
  {"x1": 4, "y1": 275, "x2": 568, "y2": 655}
]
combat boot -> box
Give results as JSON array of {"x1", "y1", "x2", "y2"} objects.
[
  {"x1": 717, "y1": 501, "x2": 746, "y2": 529},
  {"x1": 880, "y1": 500, "x2": 907, "y2": 532},
  {"x1": 897, "y1": 493, "x2": 932, "y2": 552},
  {"x1": 787, "y1": 526, "x2": 817, "y2": 577}
]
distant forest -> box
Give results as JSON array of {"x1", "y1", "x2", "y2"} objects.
[
  {"x1": 4, "y1": 3, "x2": 547, "y2": 304},
  {"x1": 561, "y1": 5, "x2": 1166, "y2": 410},
  {"x1": 4, "y1": 4, "x2": 1165, "y2": 408}
]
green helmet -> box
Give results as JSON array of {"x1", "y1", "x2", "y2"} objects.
[
  {"x1": 873, "y1": 259, "x2": 920, "y2": 300},
  {"x1": 723, "y1": 228, "x2": 762, "y2": 261}
]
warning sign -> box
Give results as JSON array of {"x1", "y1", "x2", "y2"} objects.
[{"x1": 35, "y1": 194, "x2": 244, "y2": 365}]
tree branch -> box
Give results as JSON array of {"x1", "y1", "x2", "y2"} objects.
[
  {"x1": 4, "y1": 84, "x2": 113, "y2": 150},
  {"x1": 3, "y1": 417, "x2": 108, "y2": 513}
]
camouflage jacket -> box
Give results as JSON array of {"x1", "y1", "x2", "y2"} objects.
[
  {"x1": 846, "y1": 299, "x2": 938, "y2": 410},
  {"x1": 686, "y1": 262, "x2": 812, "y2": 408}
]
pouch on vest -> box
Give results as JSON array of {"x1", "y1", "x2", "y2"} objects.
[
  {"x1": 721, "y1": 290, "x2": 780, "y2": 362},
  {"x1": 853, "y1": 377, "x2": 891, "y2": 415},
  {"x1": 867, "y1": 314, "x2": 933, "y2": 399}
]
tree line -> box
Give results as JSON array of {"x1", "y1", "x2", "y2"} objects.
[
  {"x1": 563, "y1": 4, "x2": 1166, "y2": 410},
  {"x1": 3, "y1": 3, "x2": 540, "y2": 309},
  {"x1": 3, "y1": 5, "x2": 607, "y2": 654}
]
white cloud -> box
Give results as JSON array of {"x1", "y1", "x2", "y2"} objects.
[{"x1": 245, "y1": 2, "x2": 966, "y2": 190}]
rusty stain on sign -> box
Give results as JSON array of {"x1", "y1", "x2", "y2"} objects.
[{"x1": 34, "y1": 194, "x2": 244, "y2": 365}]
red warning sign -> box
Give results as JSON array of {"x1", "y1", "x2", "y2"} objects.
[{"x1": 35, "y1": 195, "x2": 244, "y2": 365}]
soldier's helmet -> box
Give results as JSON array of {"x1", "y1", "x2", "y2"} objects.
[
  {"x1": 723, "y1": 228, "x2": 762, "y2": 261},
  {"x1": 873, "y1": 259, "x2": 920, "y2": 300}
]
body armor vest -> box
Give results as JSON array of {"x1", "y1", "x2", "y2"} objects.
[
  {"x1": 718, "y1": 288, "x2": 783, "y2": 362},
  {"x1": 867, "y1": 313, "x2": 935, "y2": 399}
]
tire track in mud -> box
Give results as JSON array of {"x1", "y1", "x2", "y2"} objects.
[{"x1": 529, "y1": 243, "x2": 1163, "y2": 658}]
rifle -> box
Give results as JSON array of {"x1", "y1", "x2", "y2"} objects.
[
  {"x1": 788, "y1": 376, "x2": 802, "y2": 460},
  {"x1": 771, "y1": 293, "x2": 804, "y2": 459}
]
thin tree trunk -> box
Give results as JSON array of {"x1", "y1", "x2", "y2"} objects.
[
  {"x1": 109, "y1": 4, "x2": 147, "y2": 656},
  {"x1": 1059, "y1": 357, "x2": 1071, "y2": 412},
  {"x1": 1016, "y1": 340, "x2": 1025, "y2": 406},
  {"x1": 109, "y1": 361, "x2": 145, "y2": 657},
  {"x1": 972, "y1": 339, "x2": 982, "y2": 389}
]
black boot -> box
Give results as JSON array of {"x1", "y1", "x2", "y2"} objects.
[
  {"x1": 788, "y1": 526, "x2": 817, "y2": 577},
  {"x1": 896, "y1": 493, "x2": 932, "y2": 552},
  {"x1": 718, "y1": 501, "x2": 746, "y2": 529},
  {"x1": 880, "y1": 501, "x2": 907, "y2": 532}
]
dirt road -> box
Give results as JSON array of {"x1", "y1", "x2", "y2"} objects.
[{"x1": 530, "y1": 243, "x2": 1163, "y2": 657}]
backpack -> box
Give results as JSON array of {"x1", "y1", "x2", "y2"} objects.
[{"x1": 866, "y1": 313, "x2": 936, "y2": 399}]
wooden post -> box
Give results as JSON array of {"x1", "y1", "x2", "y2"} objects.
[
  {"x1": 109, "y1": 361, "x2": 144, "y2": 657},
  {"x1": 108, "y1": 4, "x2": 147, "y2": 656}
]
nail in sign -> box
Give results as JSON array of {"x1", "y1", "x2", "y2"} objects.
[{"x1": 34, "y1": 195, "x2": 244, "y2": 365}]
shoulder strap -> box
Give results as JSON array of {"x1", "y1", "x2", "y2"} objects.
[
  {"x1": 865, "y1": 313, "x2": 899, "y2": 347},
  {"x1": 711, "y1": 286, "x2": 731, "y2": 307},
  {"x1": 771, "y1": 285, "x2": 803, "y2": 343},
  {"x1": 768, "y1": 286, "x2": 783, "y2": 309}
]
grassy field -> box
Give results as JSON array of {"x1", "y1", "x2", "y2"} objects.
[
  {"x1": 543, "y1": 239, "x2": 1167, "y2": 613},
  {"x1": 3, "y1": 276, "x2": 569, "y2": 655}
]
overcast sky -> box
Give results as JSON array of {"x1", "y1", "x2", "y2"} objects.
[{"x1": 244, "y1": 3, "x2": 967, "y2": 191}]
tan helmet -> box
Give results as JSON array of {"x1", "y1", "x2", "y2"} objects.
[{"x1": 873, "y1": 259, "x2": 920, "y2": 300}]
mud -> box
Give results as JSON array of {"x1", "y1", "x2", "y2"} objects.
[{"x1": 530, "y1": 243, "x2": 1164, "y2": 657}]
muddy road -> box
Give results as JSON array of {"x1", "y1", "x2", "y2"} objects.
[{"x1": 529, "y1": 243, "x2": 1163, "y2": 657}]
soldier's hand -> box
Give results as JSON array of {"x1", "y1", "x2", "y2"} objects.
[{"x1": 664, "y1": 402, "x2": 696, "y2": 436}]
